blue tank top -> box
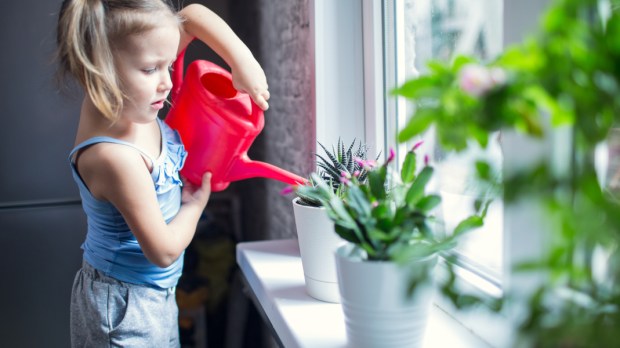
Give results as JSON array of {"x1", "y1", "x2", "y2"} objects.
[{"x1": 69, "y1": 119, "x2": 187, "y2": 289}]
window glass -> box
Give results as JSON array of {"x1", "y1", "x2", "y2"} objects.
[{"x1": 394, "y1": 0, "x2": 504, "y2": 283}]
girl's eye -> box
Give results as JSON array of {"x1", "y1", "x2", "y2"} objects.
[{"x1": 142, "y1": 68, "x2": 157, "y2": 74}]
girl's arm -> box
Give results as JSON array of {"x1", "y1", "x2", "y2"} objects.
[
  {"x1": 178, "y1": 4, "x2": 270, "y2": 110},
  {"x1": 79, "y1": 144, "x2": 212, "y2": 268}
]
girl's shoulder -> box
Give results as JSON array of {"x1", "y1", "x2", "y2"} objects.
[
  {"x1": 80, "y1": 140, "x2": 143, "y2": 164},
  {"x1": 72, "y1": 119, "x2": 161, "y2": 168},
  {"x1": 74, "y1": 141, "x2": 154, "y2": 201}
]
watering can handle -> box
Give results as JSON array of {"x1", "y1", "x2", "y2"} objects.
[{"x1": 171, "y1": 46, "x2": 189, "y2": 102}]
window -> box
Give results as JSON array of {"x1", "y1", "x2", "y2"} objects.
[
  {"x1": 313, "y1": 0, "x2": 506, "y2": 287},
  {"x1": 383, "y1": 0, "x2": 504, "y2": 289}
]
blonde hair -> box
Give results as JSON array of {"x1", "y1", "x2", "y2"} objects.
[{"x1": 56, "y1": 0, "x2": 180, "y2": 122}]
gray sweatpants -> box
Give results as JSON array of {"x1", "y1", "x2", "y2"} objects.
[{"x1": 70, "y1": 261, "x2": 180, "y2": 348}]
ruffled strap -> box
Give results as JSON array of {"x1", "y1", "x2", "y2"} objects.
[{"x1": 153, "y1": 120, "x2": 187, "y2": 194}]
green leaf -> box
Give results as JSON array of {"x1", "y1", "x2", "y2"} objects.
[
  {"x1": 497, "y1": 41, "x2": 543, "y2": 71},
  {"x1": 452, "y1": 215, "x2": 484, "y2": 236},
  {"x1": 316, "y1": 158, "x2": 341, "y2": 178},
  {"x1": 523, "y1": 85, "x2": 574, "y2": 126},
  {"x1": 416, "y1": 221, "x2": 434, "y2": 239},
  {"x1": 398, "y1": 108, "x2": 436, "y2": 143},
  {"x1": 386, "y1": 225, "x2": 404, "y2": 240},
  {"x1": 606, "y1": 12, "x2": 620, "y2": 54},
  {"x1": 296, "y1": 174, "x2": 333, "y2": 205},
  {"x1": 432, "y1": 238, "x2": 458, "y2": 252},
  {"x1": 392, "y1": 75, "x2": 443, "y2": 99},
  {"x1": 346, "y1": 185, "x2": 372, "y2": 217},
  {"x1": 334, "y1": 223, "x2": 359, "y2": 244},
  {"x1": 405, "y1": 166, "x2": 434, "y2": 206},
  {"x1": 451, "y1": 55, "x2": 477, "y2": 72},
  {"x1": 400, "y1": 151, "x2": 417, "y2": 183},
  {"x1": 368, "y1": 228, "x2": 391, "y2": 242},
  {"x1": 469, "y1": 125, "x2": 490, "y2": 148},
  {"x1": 427, "y1": 60, "x2": 451, "y2": 75},
  {"x1": 309, "y1": 173, "x2": 333, "y2": 195},
  {"x1": 368, "y1": 165, "x2": 387, "y2": 200},
  {"x1": 405, "y1": 185, "x2": 424, "y2": 208},
  {"x1": 415, "y1": 194, "x2": 441, "y2": 212},
  {"x1": 475, "y1": 160, "x2": 492, "y2": 181},
  {"x1": 372, "y1": 201, "x2": 393, "y2": 220}
]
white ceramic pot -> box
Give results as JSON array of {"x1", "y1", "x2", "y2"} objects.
[
  {"x1": 335, "y1": 243, "x2": 437, "y2": 348},
  {"x1": 292, "y1": 197, "x2": 345, "y2": 303}
]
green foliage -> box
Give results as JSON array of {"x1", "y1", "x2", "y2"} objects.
[
  {"x1": 393, "y1": 0, "x2": 620, "y2": 345},
  {"x1": 295, "y1": 138, "x2": 373, "y2": 207},
  {"x1": 298, "y1": 145, "x2": 496, "y2": 310},
  {"x1": 297, "y1": 148, "x2": 485, "y2": 262}
]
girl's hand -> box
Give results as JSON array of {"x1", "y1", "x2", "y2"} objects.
[
  {"x1": 181, "y1": 172, "x2": 212, "y2": 207},
  {"x1": 231, "y1": 58, "x2": 270, "y2": 111},
  {"x1": 177, "y1": 4, "x2": 270, "y2": 110}
]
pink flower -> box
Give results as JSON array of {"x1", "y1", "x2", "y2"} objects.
[
  {"x1": 340, "y1": 171, "x2": 352, "y2": 185},
  {"x1": 386, "y1": 148, "x2": 396, "y2": 164},
  {"x1": 458, "y1": 64, "x2": 506, "y2": 97},
  {"x1": 354, "y1": 157, "x2": 377, "y2": 170},
  {"x1": 424, "y1": 155, "x2": 429, "y2": 166},
  {"x1": 412, "y1": 140, "x2": 424, "y2": 152},
  {"x1": 280, "y1": 185, "x2": 296, "y2": 195}
]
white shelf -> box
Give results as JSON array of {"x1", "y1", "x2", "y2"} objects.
[{"x1": 236, "y1": 239, "x2": 491, "y2": 348}]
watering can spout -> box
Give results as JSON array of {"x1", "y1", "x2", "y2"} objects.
[
  {"x1": 227, "y1": 154, "x2": 308, "y2": 187},
  {"x1": 165, "y1": 46, "x2": 307, "y2": 192}
]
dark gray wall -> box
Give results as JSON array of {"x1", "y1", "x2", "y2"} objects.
[
  {"x1": 0, "y1": 1, "x2": 85, "y2": 347},
  {"x1": 229, "y1": 0, "x2": 314, "y2": 243},
  {"x1": 0, "y1": 1, "x2": 81, "y2": 204},
  {"x1": 0, "y1": 206, "x2": 86, "y2": 347},
  {"x1": 254, "y1": 0, "x2": 314, "y2": 240}
]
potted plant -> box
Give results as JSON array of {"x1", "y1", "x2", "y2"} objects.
[
  {"x1": 297, "y1": 143, "x2": 487, "y2": 347},
  {"x1": 288, "y1": 138, "x2": 373, "y2": 303},
  {"x1": 391, "y1": 0, "x2": 620, "y2": 345}
]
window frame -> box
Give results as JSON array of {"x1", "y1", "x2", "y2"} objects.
[{"x1": 310, "y1": 0, "x2": 367, "y2": 153}]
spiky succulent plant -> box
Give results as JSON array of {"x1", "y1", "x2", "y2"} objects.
[{"x1": 296, "y1": 138, "x2": 375, "y2": 207}]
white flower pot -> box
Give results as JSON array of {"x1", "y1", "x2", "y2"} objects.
[
  {"x1": 292, "y1": 197, "x2": 345, "y2": 303},
  {"x1": 335, "y1": 243, "x2": 437, "y2": 348}
]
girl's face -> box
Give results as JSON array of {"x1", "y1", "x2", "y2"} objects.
[{"x1": 113, "y1": 19, "x2": 180, "y2": 125}]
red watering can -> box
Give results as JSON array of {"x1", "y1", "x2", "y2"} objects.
[{"x1": 165, "y1": 48, "x2": 307, "y2": 192}]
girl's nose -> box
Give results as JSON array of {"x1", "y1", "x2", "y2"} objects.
[{"x1": 159, "y1": 70, "x2": 173, "y2": 92}]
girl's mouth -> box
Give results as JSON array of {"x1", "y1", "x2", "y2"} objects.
[{"x1": 151, "y1": 100, "x2": 165, "y2": 110}]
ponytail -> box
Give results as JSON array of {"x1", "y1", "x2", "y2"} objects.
[{"x1": 57, "y1": 0, "x2": 123, "y2": 121}]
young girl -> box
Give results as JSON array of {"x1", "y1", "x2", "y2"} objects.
[{"x1": 56, "y1": 0, "x2": 269, "y2": 346}]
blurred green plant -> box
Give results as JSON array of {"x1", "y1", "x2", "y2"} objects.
[{"x1": 393, "y1": 0, "x2": 620, "y2": 345}]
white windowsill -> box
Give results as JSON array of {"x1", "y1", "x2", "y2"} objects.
[{"x1": 236, "y1": 239, "x2": 494, "y2": 348}]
